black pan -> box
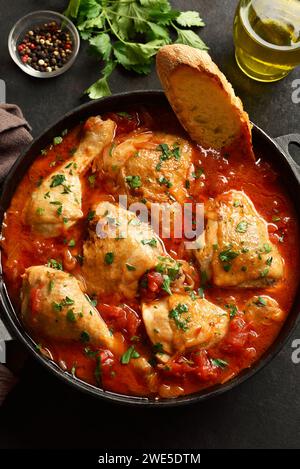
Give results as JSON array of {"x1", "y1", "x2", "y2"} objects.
[{"x1": 1, "y1": 90, "x2": 300, "y2": 407}]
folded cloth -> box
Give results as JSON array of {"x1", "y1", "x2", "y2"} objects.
[
  {"x1": 0, "y1": 103, "x2": 32, "y2": 185},
  {"x1": 0, "y1": 364, "x2": 17, "y2": 407},
  {"x1": 0, "y1": 103, "x2": 32, "y2": 404}
]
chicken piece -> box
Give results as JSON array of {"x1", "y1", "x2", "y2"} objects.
[
  {"x1": 20, "y1": 265, "x2": 118, "y2": 352},
  {"x1": 194, "y1": 190, "x2": 284, "y2": 287},
  {"x1": 82, "y1": 201, "x2": 165, "y2": 299},
  {"x1": 142, "y1": 293, "x2": 229, "y2": 357},
  {"x1": 244, "y1": 295, "x2": 285, "y2": 326},
  {"x1": 101, "y1": 131, "x2": 192, "y2": 204},
  {"x1": 23, "y1": 117, "x2": 115, "y2": 237},
  {"x1": 21, "y1": 265, "x2": 158, "y2": 390}
]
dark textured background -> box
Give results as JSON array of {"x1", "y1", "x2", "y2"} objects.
[{"x1": 0, "y1": 0, "x2": 300, "y2": 449}]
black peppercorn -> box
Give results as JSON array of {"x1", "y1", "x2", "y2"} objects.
[{"x1": 17, "y1": 20, "x2": 74, "y2": 73}]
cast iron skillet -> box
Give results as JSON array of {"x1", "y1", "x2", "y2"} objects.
[{"x1": 0, "y1": 90, "x2": 300, "y2": 407}]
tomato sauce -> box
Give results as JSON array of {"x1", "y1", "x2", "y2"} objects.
[{"x1": 1, "y1": 107, "x2": 299, "y2": 399}]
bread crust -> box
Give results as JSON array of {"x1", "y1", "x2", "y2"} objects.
[{"x1": 156, "y1": 44, "x2": 253, "y2": 153}]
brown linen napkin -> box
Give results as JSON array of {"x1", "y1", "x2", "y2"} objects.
[
  {"x1": 0, "y1": 103, "x2": 32, "y2": 404},
  {"x1": 0, "y1": 103, "x2": 32, "y2": 184}
]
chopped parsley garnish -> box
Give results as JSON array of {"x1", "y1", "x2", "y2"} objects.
[
  {"x1": 233, "y1": 200, "x2": 240, "y2": 207},
  {"x1": 84, "y1": 347, "x2": 98, "y2": 358},
  {"x1": 126, "y1": 263, "x2": 136, "y2": 271},
  {"x1": 225, "y1": 303, "x2": 238, "y2": 318},
  {"x1": 85, "y1": 295, "x2": 97, "y2": 308},
  {"x1": 219, "y1": 247, "x2": 239, "y2": 271},
  {"x1": 125, "y1": 175, "x2": 142, "y2": 189},
  {"x1": 68, "y1": 239, "x2": 76, "y2": 247},
  {"x1": 153, "y1": 343, "x2": 164, "y2": 354},
  {"x1": 50, "y1": 201, "x2": 62, "y2": 205},
  {"x1": 192, "y1": 167, "x2": 204, "y2": 179},
  {"x1": 80, "y1": 331, "x2": 90, "y2": 343},
  {"x1": 47, "y1": 259, "x2": 63, "y2": 270},
  {"x1": 117, "y1": 111, "x2": 131, "y2": 118},
  {"x1": 155, "y1": 143, "x2": 181, "y2": 170},
  {"x1": 53, "y1": 296, "x2": 75, "y2": 313},
  {"x1": 162, "y1": 275, "x2": 172, "y2": 295},
  {"x1": 69, "y1": 147, "x2": 77, "y2": 155},
  {"x1": 141, "y1": 238, "x2": 157, "y2": 247},
  {"x1": 120, "y1": 345, "x2": 140, "y2": 364},
  {"x1": 109, "y1": 143, "x2": 115, "y2": 156},
  {"x1": 169, "y1": 303, "x2": 190, "y2": 332},
  {"x1": 236, "y1": 220, "x2": 248, "y2": 233},
  {"x1": 189, "y1": 291, "x2": 197, "y2": 301},
  {"x1": 88, "y1": 174, "x2": 96, "y2": 187},
  {"x1": 272, "y1": 215, "x2": 281, "y2": 222},
  {"x1": 157, "y1": 176, "x2": 173, "y2": 188},
  {"x1": 50, "y1": 174, "x2": 66, "y2": 188},
  {"x1": 260, "y1": 267, "x2": 269, "y2": 277},
  {"x1": 36, "y1": 207, "x2": 45, "y2": 215},
  {"x1": 254, "y1": 296, "x2": 267, "y2": 307},
  {"x1": 263, "y1": 243, "x2": 272, "y2": 253},
  {"x1": 87, "y1": 210, "x2": 96, "y2": 221},
  {"x1": 66, "y1": 309, "x2": 76, "y2": 323},
  {"x1": 266, "y1": 256, "x2": 273, "y2": 266},
  {"x1": 104, "y1": 252, "x2": 114, "y2": 265},
  {"x1": 155, "y1": 256, "x2": 181, "y2": 281},
  {"x1": 211, "y1": 358, "x2": 228, "y2": 369},
  {"x1": 71, "y1": 363, "x2": 77, "y2": 376},
  {"x1": 53, "y1": 136, "x2": 63, "y2": 146}
]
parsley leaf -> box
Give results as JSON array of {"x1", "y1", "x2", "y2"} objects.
[
  {"x1": 121, "y1": 345, "x2": 140, "y2": 364},
  {"x1": 125, "y1": 175, "x2": 142, "y2": 189},
  {"x1": 50, "y1": 174, "x2": 66, "y2": 188},
  {"x1": 176, "y1": 11, "x2": 205, "y2": 28},
  {"x1": 169, "y1": 303, "x2": 189, "y2": 331},
  {"x1": 175, "y1": 28, "x2": 208, "y2": 50},
  {"x1": 104, "y1": 252, "x2": 114, "y2": 265},
  {"x1": 64, "y1": 0, "x2": 207, "y2": 99},
  {"x1": 211, "y1": 358, "x2": 228, "y2": 369}
]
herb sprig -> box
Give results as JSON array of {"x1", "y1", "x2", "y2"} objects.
[{"x1": 64, "y1": 0, "x2": 207, "y2": 99}]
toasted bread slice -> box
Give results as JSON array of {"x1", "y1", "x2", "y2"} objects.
[{"x1": 156, "y1": 44, "x2": 252, "y2": 152}]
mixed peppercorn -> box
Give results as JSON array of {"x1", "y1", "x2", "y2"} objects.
[{"x1": 17, "y1": 21, "x2": 73, "y2": 73}]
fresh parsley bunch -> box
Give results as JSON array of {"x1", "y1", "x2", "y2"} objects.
[{"x1": 64, "y1": 0, "x2": 207, "y2": 99}]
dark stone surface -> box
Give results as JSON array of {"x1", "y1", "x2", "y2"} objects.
[{"x1": 0, "y1": 0, "x2": 299, "y2": 449}]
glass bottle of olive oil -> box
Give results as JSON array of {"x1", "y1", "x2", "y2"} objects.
[{"x1": 233, "y1": 0, "x2": 300, "y2": 81}]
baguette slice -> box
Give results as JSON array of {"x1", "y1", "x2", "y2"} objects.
[{"x1": 156, "y1": 44, "x2": 253, "y2": 152}]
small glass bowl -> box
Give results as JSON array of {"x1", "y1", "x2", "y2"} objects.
[{"x1": 8, "y1": 10, "x2": 80, "y2": 78}]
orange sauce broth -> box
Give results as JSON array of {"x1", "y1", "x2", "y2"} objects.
[{"x1": 1, "y1": 107, "x2": 300, "y2": 398}]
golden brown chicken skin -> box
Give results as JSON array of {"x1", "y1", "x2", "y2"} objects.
[
  {"x1": 82, "y1": 201, "x2": 165, "y2": 299},
  {"x1": 23, "y1": 117, "x2": 116, "y2": 237},
  {"x1": 21, "y1": 266, "x2": 118, "y2": 351},
  {"x1": 244, "y1": 295, "x2": 284, "y2": 326},
  {"x1": 142, "y1": 293, "x2": 229, "y2": 359},
  {"x1": 101, "y1": 130, "x2": 192, "y2": 205},
  {"x1": 194, "y1": 190, "x2": 284, "y2": 287}
]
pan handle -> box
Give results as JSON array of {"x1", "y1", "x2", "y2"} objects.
[{"x1": 274, "y1": 134, "x2": 300, "y2": 177}]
